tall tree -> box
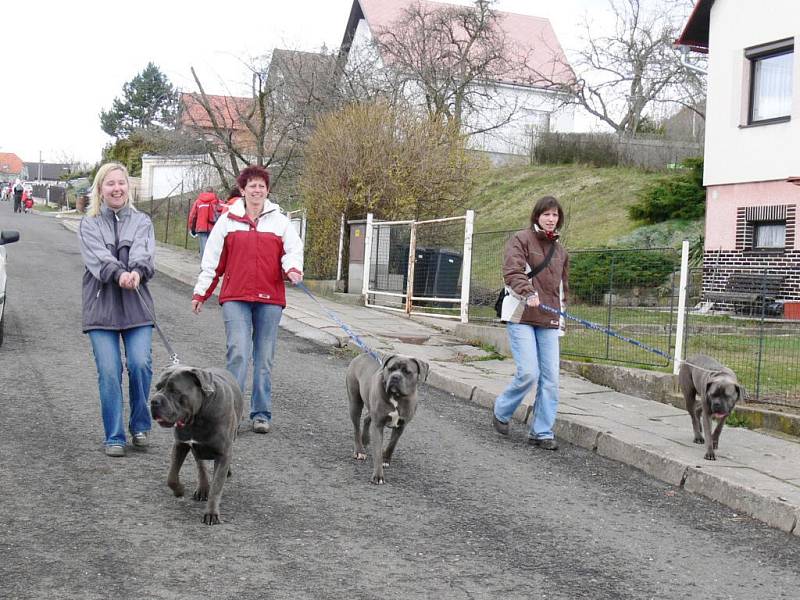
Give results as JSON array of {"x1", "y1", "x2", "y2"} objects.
[
  {"x1": 366, "y1": 0, "x2": 521, "y2": 136},
  {"x1": 535, "y1": 0, "x2": 704, "y2": 136},
  {"x1": 100, "y1": 62, "x2": 179, "y2": 138}
]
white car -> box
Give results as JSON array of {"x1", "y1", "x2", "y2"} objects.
[{"x1": 0, "y1": 230, "x2": 21, "y2": 346}]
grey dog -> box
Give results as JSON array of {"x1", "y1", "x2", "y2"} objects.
[
  {"x1": 347, "y1": 353, "x2": 429, "y2": 485},
  {"x1": 150, "y1": 366, "x2": 244, "y2": 524},
  {"x1": 678, "y1": 354, "x2": 745, "y2": 461}
]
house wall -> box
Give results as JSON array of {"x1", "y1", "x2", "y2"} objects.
[
  {"x1": 345, "y1": 17, "x2": 574, "y2": 158},
  {"x1": 705, "y1": 181, "x2": 800, "y2": 250},
  {"x1": 703, "y1": 0, "x2": 799, "y2": 187},
  {"x1": 140, "y1": 155, "x2": 220, "y2": 201}
]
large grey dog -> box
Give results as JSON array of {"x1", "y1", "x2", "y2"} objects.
[
  {"x1": 150, "y1": 365, "x2": 244, "y2": 524},
  {"x1": 678, "y1": 354, "x2": 745, "y2": 461},
  {"x1": 347, "y1": 353, "x2": 429, "y2": 485}
]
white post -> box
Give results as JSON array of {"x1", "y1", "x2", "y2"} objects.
[
  {"x1": 336, "y1": 213, "x2": 345, "y2": 282},
  {"x1": 405, "y1": 223, "x2": 417, "y2": 315},
  {"x1": 362, "y1": 213, "x2": 373, "y2": 303},
  {"x1": 460, "y1": 210, "x2": 475, "y2": 323},
  {"x1": 301, "y1": 210, "x2": 307, "y2": 242},
  {"x1": 673, "y1": 240, "x2": 690, "y2": 375}
]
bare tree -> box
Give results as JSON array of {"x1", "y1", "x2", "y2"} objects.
[
  {"x1": 365, "y1": 0, "x2": 522, "y2": 136},
  {"x1": 538, "y1": 0, "x2": 705, "y2": 136},
  {"x1": 176, "y1": 48, "x2": 337, "y2": 197}
]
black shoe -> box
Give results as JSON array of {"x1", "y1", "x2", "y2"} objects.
[
  {"x1": 492, "y1": 414, "x2": 509, "y2": 435},
  {"x1": 529, "y1": 437, "x2": 559, "y2": 451}
]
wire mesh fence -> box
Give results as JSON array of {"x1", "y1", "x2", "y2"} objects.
[
  {"x1": 683, "y1": 267, "x2": 800, "y2": 407},
  {"x1": 469, "y1": 232, "x2": 680, "y2": 367},
  {"x1": 365, "y1": 215, "x2": 469, "y2": 317}
]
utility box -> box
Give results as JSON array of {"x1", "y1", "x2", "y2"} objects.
[{"x1": 784, "y1": 302, "x2": 800, "y2": 320}]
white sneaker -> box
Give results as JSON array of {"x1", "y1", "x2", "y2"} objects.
[{"x1": 253, "y1": 419, "x2": 271, "y2": 434}]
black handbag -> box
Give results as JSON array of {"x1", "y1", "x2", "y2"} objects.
[{"x1": 494, "y1": 242, "x2": 557, "y2": 319}]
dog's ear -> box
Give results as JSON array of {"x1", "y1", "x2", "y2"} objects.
[
  {"x1": 412, "y1": 358, "x2": 429, "y2": 382},
  {"x1": 735, "y1": 383, "x2": 747, "y2": 404},
  {"x1": 381, "y1": 354, "x2": 398, "y2": 369},
  {"x1": 154, "y1": 366, "x2": 177, "y2": 391},
  {"x1": 187, "y1": 367, "x2": 215, "y2": 396}
]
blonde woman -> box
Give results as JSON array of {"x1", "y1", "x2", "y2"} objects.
[{"x1": 78, "y1": 163, "x2": 156, "y2": 457}]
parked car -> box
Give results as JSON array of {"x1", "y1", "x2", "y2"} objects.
[{"x1": 0, "y1": 229, "x2": 21, "y2": 346}]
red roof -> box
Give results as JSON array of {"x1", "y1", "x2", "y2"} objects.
[
  {"x1": 0, "y1": 152, "x2": 24, "y2": 176},
  {"x1": 353, "y1": 0, "x2": 573, "y2": 87},
  {"x1": 179, "y1": 93, "x2": 252, "y2": 131},
  {"x1": 676, "y1": 0, "x2": 713, "y2": 53}
]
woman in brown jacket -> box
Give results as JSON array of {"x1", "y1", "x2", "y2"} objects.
[{"x1": 492, "y1": 196, "x2": 569, "y2": 450}]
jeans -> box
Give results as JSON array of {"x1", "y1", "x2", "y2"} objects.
[
  {"x1": 223, "y1": 301, "x2": 282, "y2": 421},
  {"x1": 88, "y1": 326, "x2": 153, "y2": 446},
  {"x1": 493, "y1": 323, "x2": 560, "y2": 440},
  {"x1": 197, "y1": 232, "x2": 209, "y2": 258}
]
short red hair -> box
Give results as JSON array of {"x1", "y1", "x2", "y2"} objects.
[{"x1": 236, "y1": 165, "x2": 270, "y2": 190}]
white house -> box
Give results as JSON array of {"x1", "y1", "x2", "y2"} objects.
[
  {"x1": 677, "y1": 0, "x2": 800, "y2": 308},
  {"x1": 338, "y1": 0, "x2": 575, "y2": 162}
]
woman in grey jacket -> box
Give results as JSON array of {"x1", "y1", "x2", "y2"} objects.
[{"x1": 78, "y1": 163, "x2": 155, "y2": 457}]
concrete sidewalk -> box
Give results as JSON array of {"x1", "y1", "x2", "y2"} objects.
[{"x1": 59, "y1": 215, "x2": 800, "y2": 535}]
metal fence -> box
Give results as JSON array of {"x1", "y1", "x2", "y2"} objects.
[
  {"x1": 469, "y1": 233, "x2": 800, "y2": 405},
  {"x1": 364, "y1": 212, "x2": 474, "y2": 320},
  {"x1": 682, "y1": 267, "x2": 800, "y2": 407}
]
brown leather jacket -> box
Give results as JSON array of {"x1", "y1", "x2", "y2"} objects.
[{"x1": 501, "y1": 227, "x2": 569, "y2": 327}]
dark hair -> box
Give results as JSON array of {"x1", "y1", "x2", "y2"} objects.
[
  {"x1": 227, "y1": 186, "x2": 240, "y2": 201},
  {"x1": 235, "y1": 165, "x2": 270, "y2": 191},
  {"x1": 530, "y1": 195, "x2": 564, "y2": 230}
]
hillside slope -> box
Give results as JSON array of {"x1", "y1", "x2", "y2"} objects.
[{"x1": 469, "y1": 164, "x2": 690, "y2": 249}]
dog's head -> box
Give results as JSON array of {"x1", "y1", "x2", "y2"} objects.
[
  {"x1": 705, "y1": 377, "x2": 745, "y2": 419},
  {"x1": 150, "y1": 365, "x2": 215, "y2": 428},
  {"x1": 382, "y1": 355, "x2": 429, "y2": 398}
]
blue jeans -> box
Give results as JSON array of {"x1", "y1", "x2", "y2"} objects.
[
  {"x1": 88, "y1": 326, "x2": 153, "y2": 447},
  {"x1": 197, "y1": 232, "x2": 209, "y2": 258},
  {"x1": 494, "y1": 323, "x2": 560, "y2": 440},
  {"x1": 223, "y1": 301, "x2": 282, "y2": 421}
]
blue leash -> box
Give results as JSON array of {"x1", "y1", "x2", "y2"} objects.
[
  {"x1": 537, "y1": 302, "x2": 675, "y2": 362},
  {"x1": 295, "y1": 282, "x2": 383, "y2": 365}
]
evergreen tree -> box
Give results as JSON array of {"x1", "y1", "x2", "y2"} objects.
[{"x1": 100, "y1": 62, "x2": 178, "y2": 138}]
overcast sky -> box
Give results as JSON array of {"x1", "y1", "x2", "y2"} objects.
[{"x1": 1, "y1": 0, "x2": 613, "y2": 165}]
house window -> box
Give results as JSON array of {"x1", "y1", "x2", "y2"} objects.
[
  {"x1": 754, "y1": 221, "x2": 786, "y2": 249},
  {"x1": 746, "y1": 38, "x2": 794, "y2": 124}
]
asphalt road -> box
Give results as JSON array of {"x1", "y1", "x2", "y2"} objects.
[{"x1": 2, "y1": 202, "x2": 800, "y2": 600}]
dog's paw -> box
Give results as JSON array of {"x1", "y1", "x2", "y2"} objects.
[
  {"x1": 382, "y1": 460, "x2": 390, "y2": 467},
  {"x1": 370, "y1": 475, "x2": 385, "y2": 485},
  {"x1": 202, "y1": 512, "x2": 221, "y2": 525},
  {"x1": 193, "y1": 487, "x2": 209, "y2": 501},
  {"x1": 693, "y1": 435, "x2": 704, "y2": 444},
  {"x1": 353, "y1": 451, "x2": 367, "y2": 461},
  {"x1": 704, "y1": 450, "x2": 717, "y2": 461},
  {"x1": 167, "y1": 481, "x2": 185, "y2": 497}
]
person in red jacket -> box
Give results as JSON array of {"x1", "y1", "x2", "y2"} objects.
[
  {"x1": 23, "y1": 190, "x2": 34, "y2": 213},
  {"x1": 187, "y1": 187, "x2": 221, "y2": 258},
  {"x1": 191, "y1": 166, "x2": 303, "y2": 434}
]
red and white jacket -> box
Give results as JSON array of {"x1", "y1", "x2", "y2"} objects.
[{"x1": 192, "y1": 199, "x2": 303, "y2": 307}]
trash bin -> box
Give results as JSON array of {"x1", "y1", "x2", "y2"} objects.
[{"x1": 413, "y1": 248, "x2": 463, "y2": 298}]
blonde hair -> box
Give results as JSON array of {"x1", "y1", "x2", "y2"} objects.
[{"x1": 88, "y1": 162, "x2": 130, "y2": 217}]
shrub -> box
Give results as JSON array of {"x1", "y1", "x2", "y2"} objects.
[
  {"x1": 628, "y1": 157, "x2": 705, "y2": 224},
  {"x1": 569, "y1": 250, "x2": 679, "y2": 304},
  {"x1": 533, "y1": 132, "x2": 619, "y2": 167}
]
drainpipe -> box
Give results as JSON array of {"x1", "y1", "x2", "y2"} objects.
[{"x1": 676, "y1": 45, "x2": 708, "y2": 75}]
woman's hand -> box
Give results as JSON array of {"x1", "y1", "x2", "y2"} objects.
[
  {"x1": 287, "y1": 271, "x2": 303, "y2": 285},
  {"x1": 192, "y1": 299, "x2": 203, "y2": 314},
  {"x1": 118, "y1": 271, "x2": 140, "y2": 289},
  {"x1": 526, "y1": 292, "x2": 540, "y2": 308}
]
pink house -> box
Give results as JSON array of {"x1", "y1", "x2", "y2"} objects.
[{"x1": 678, "y1": 0, "x2": 800, "y2": 311}]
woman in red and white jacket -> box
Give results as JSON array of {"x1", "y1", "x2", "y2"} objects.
[{"x1": 191, "y1": 165, "x2": 303, "y2": 433}]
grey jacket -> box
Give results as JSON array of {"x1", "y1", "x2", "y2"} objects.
[{"x1": 78, "y1": 204, "x2": 156, "y2": 333}]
